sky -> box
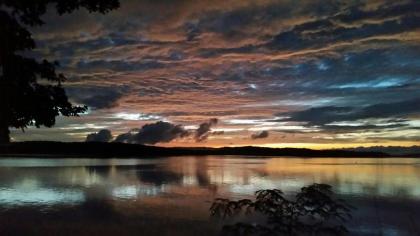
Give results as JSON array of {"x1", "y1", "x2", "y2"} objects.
[{"x1": 11, "y1": 0, "x2": 420, "y2": 149}]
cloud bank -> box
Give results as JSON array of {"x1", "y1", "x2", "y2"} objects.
[
  {"x1": 114, "y1": 121, "x2": 190, "y2": 144},
  {"x1": 12, "y1": 0, "x2": 420, "y2": 147},
  {"x1": 251, "y1": 131, "x2": 269, "y2": 139},
  {"x1": 195, "y1": 118, "x2": 218, "y2": 142},
  {"x1": 86, "y1": 129, "x2": 113, "y2": 142}
]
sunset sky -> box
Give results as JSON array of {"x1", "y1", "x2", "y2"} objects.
[{"x1": 11, "y1": 0, "x2": 420, "y2": 148}]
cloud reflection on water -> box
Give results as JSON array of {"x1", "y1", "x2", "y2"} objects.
[{"x1": 0, "y1": 156, "x2": 420, "y2": 235}]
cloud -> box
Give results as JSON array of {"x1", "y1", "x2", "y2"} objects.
[
  {"x1": 112, "y1": 118, "x2": 221, "y2": 144},
  {"x1": 323, "y1": 123, "x2": 408, "y2": 132},
  {"x1": 86, "y1": 129, "x2": 113, "y2": 142},
  {"x1": 185, "y1": 22, "x2": 201, "y2": 41},
  {"x1": 75, "y1": 59, "x2": 165, "y2": 72},
  {"x1": 185, "y1": 0, "x2": 343, "y2": 40},
  {"x1": 282, "y1": 106, "x2": 353, "y2": 126},
  {"x1": 66, "y1": 86, "x2": 126, "y2": 109},
  {"x1": 279, "y1": 98, "x2": 420, "y2": 128},
  {"x1": 17, "y1": 0, "x2": 420, "y2": 146},
  {"x1": 211, "y1": 131, "x2": 225, "y2": 136},
  {"x1": 251, "y1": 130, "x2": 269, "y2": 139},
  {"x1": 113, "y1": 132, "x2": 134, "y2": 143},
  {"x1": 195, "y1": 118, "x2": 218, "y2": 142},
  {"x1": 267, "y1": 2, "x2": 420, "y2": 51},
  {"x1": 114, "y1": 121, "x2": 190, "y2": 144}
]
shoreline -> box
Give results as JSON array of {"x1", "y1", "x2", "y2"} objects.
[{"x1": 1, "y1": 141, "x2": 418, "y2": 158}]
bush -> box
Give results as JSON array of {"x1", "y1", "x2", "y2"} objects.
[{"x1": 210, "y1": 183, "x2": 353, "y2": 236}]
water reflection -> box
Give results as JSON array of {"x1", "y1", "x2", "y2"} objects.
[
  {"x1": 0, "y1": 156, "x2": 419, "y2": 235},
  {"x1": 0, "y1": 187, "x2": 84, "y2": 206},
  {"x1": 0, "y1": 157, "x2": 420, "y2": 202}
]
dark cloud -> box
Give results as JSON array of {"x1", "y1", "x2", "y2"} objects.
[
  {"x1": 251, "y1": 130, "x2": 269, "y2": 139},
  {"x1": 198, "y1": 45, "x2": 256, "y2": 58},
  {"x1": 113, "y1": 132, "x2": 134, "y2": 143},
  {"x1": 47, "y1": 35, "x2": 139, "y2": 58},
  {"x1": 211, "y1": 131, "x2": 225, "y2": 136},
  {"x1": 66, "y1": 86, "x2": 127, "y2": 109},
  {"x1": 283, "y1": 106, "x2": 353, "y2": 126},
  {"x1": 86, "y1": 129, "x2": 113, "y2": 142},
  {"x1": 195, "y1": 118, "x2": 218, "y2": 142},
  {"x1": 185, "y1": 22, "x2": 201, "y2": 41},
  {"x1": 186, "y1": 0, "x2": 342, "y2": 40},
  {"x1": 337, "y1": 1, "x2": 420, "y2": 23},
  {"x1": 216, "y1": 45, "x2": 420, "y2": 109},
  {"x1": 267, "y1": 2, "x2": 420, "y2": 50},
  {"x1": 324, "y1": 123, "x2": 408, "y2": 132},
  {"x1": 16, "y1": 0, "x2": 420, "y2": 145},
  {"x1": 114, "y1": 121, "x2": 190, "y2": 144},
  {"x1": 76, "y1": 59, "x2": 164, "y2": 72},
  {"x1": 280, "y1": 98, "x2": 420, "y2": 127}
]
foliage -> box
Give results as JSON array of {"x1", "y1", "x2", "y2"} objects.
[
  {"x1": 210, "y1": 184, "x2": 353, "y2": 236},
  {"x1": 0, "y1": 0, "x2": 119, "y2": 142}
]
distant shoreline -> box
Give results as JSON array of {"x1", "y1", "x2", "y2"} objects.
[{"x1": 1, "y1": 141, "x2": 418, "y2": 158}]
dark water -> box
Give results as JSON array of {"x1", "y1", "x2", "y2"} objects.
[{"x1": 0, "y1": 156, "x2": 419, "y2": 235}]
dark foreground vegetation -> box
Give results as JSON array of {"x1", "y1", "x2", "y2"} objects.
[
  {"x1": 0, "y1": 141, "x2": 389, "y2": 158},
  {"x1": 211, "y1": 184, "x2": 353, "y2": 236}
]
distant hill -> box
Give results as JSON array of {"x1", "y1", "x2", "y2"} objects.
[
  {"x1": 0, "y1": 141, "x2": 390, "y2": 158},
  {"x1": 340, "y1": 146, "x2": 420, "y2": 157}
]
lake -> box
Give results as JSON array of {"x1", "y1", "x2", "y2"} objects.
[{"x1": 0, "y1": 156, "x2": 419, "y2": 235}]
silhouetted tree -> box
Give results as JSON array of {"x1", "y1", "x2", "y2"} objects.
[
  {"x1": 211, "y1": 184, "x2": 353, "y2": 236},
  {"x1": 0, "y1": 0, "x2": 120, "y2": 143}
]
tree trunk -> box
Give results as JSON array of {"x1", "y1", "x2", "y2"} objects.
[
  {"x1": 0, "y1": 123, "x2": 10, "y2": 144},
  {"x1": 0, "y1": 59, "x2": 10, "y2": 143}
]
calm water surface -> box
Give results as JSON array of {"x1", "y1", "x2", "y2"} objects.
[{"x1": 0, "y1": 156, "x2": 419, "y2": 235}]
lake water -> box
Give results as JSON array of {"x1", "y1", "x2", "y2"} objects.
[{"x1": 0, "y1": 156, "x2": 419, "y2": 235}]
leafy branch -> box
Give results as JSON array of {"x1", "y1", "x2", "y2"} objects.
[{"x1": 210, "y1": 183, "x2": 353, "y2": 236}]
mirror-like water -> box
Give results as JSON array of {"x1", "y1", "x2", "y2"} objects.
[{"x1": 0, "y1": 156, "x2": 419, "y2": 235}]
